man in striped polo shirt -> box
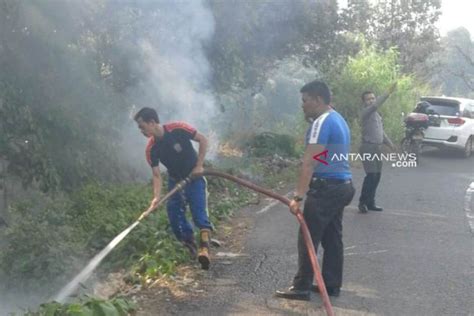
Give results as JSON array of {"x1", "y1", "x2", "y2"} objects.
[{"x1": 276, "y1": 80, "x2": 355, "y2": 300}]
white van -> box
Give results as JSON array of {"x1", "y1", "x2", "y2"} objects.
[{"x1": 419, "y1": 96, "x2": 474, "y2": 158}]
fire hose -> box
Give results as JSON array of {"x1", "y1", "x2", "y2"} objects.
[
  {"x1": 55, "y1": 169, "x2": 335, "y2": 315},
  {"x1": 139, "y1": 169, "x2": 335, "y2": 316}
]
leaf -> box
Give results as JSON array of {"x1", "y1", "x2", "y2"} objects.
[
  {"x1": 95, "y1": 301, "x2": 121, "y2": 316},
  {"x1": 39, "y1": 302, "x2": 63, "y2": 316},
  {"x1": 67, "y1": 304, "x2": 93, "y2": 316},
  {"x1": 112, "y1": 298, "x2": 137, "y2": 316}
]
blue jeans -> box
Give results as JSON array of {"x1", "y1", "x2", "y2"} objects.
[{"x1": 167, "y1": 177, "x2": 212, "y2": 242}]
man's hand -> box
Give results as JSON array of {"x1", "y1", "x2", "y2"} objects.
[
  {"x1": 139, "y1": 197, "x2": 160, "y2": 221},
  {"x1": 289, "y1": 199, "x2": 301, "y2": 215},
  {"x1": 191, "y1": 164, "x2": 204, "y2": 177},
  {"x1": 148, "y1": 197, "x2": 160, "y2": 212}
]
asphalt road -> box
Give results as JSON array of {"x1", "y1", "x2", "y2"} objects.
[{"x1": 143, "y1": 149, "x2": 474, "y2": 315}]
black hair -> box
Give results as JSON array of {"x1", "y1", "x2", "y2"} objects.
[
  {"x1": 134, "y1": 107, "x2": 160, "y2": 123},
  {"x1": 361, "y1": 91, "x2": 374, "y2": 101},
  {"x1": 300, "y1": 80, "x2": 331, "y2": 104}
]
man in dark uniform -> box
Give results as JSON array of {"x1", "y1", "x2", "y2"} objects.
[
  {"x1": 134, "y1": 107, "x2": 212, "y2": 270},
  {"x1": 358, "y1": 83, "x2": 396, "y2": 213},
  {"x1": 275, "y1": 80, "x2": 355, "y2": 300}
]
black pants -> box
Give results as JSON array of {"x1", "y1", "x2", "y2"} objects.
[
  {"x1": 359, "y1": 143, "x2": 383, "y2": 206},
  {"x1": 293, "y1": 180, "x2": 355, "y2": 290}
]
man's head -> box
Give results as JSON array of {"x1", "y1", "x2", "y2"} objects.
[
  {"x1": 134, "y1": 107, "x2": 160, "y2": 137},
  {"x1": 300, "y1": 80, "x2": 331, "y2": 120},
  {"x1": 361, "y1": 91, "x2": 376, "y2": 107}
]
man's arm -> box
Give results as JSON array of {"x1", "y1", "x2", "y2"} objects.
[
  {"x1": 361, "y1": 82, "x2": 397, "y2": 120},
  {"x1": 289, "y1": 143, "x2": 324, "y2": 214},
  {"x1": 294, "y1": 144, "x2": 324, "y2": 198},
  {"x1": 191, "y1": 131, "x2": 208, "y2": 175},
  {"x1": 147, "y1": 166, "x2": 162, "y2": 212}
]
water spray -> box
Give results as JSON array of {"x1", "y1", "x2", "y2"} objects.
[
  {"x1": 53, "y1": 170, "x2": 334, "y2": 316},
  {"x1": 53, "y1": 178, "x2": 191, "y2": 303}
]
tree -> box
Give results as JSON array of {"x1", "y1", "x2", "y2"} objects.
[
  {"x1": 339, "y1": 0, "x2": 373, "y2": 38},
  {"x1": 340, "y1": 0, "x2": 442, "y2": 75},
  {"x1": 329, "y1": 42, "x2": 431, "y2": 145},
  {"x1": 429, "y1": 27, "x2": 474, "y2": 96},
  {"x1": 206, "y1": 0, "x2": 342, "y2": 94},
  {"x1": 0, "y1": 0, "x2": 132, "y2": 195}
]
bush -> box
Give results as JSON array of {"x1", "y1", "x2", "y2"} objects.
[
  {"x1": 0, "y1": 174, "x2": 256, "y2": 304},
  {"x1": 247, "y1": 132, "x2": 297, "y2": 157},
  {"x1": 329, "y1": 40, "x2": 432, "y2": 145},
  {"x1": 0, "y1": 199, "x2": 84, "y2": 294},
  {"x1": 24, "y1": 297, "x2": 137, "y2": 316}
]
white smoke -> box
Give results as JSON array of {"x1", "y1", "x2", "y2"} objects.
[
  {"x1": 129, "y1": 1, "x2": 216, "y2": 128},
  {"x1": 122, "y1": 1, "x2": 217, "y2": 175}
]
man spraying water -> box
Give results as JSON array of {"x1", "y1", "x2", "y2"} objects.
[{"x1": 134, "y1": 107, "x2": 213, "y2": 270}]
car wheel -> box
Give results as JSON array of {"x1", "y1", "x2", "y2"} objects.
[{"x1": 463, "y1": 136, "x2": 473, "y2": 158}]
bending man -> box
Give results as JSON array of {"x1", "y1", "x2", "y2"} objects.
[{"x1": 135, "y1": 107, "x2": 212, "y2": 270}]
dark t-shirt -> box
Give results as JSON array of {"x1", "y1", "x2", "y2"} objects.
[{"x1": 146, "y1": 122, "x2": 198, "y2": 180}]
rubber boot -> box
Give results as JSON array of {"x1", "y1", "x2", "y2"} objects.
[{"x1": 198, "y1": 229, "x2": 211, "y2": 270}]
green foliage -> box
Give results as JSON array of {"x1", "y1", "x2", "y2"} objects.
[
  {"x1": 247, "y1": 132, "x2": 297, "y2": 158},
  {"x1": 207, "y1": 0, "x2": 340, "y2": 92},
  {"x1": 131, "y1": 233, "x2": 189, "y2": 280},
  {"x1": 0, "y1": 183, "x2": 153, "y2": 296},
  {"x1": 212, "y1": 57, "x2": 319, "y2": 151},
  {"x1": 133, "y1": 175, "x2": 254, "y2": 281},
  {"x1": 340, "y1": 0, "x2": 441, "y2": 74},
  {"x1": 208, "y1": 176, "x2": 254, "y2": 220},
  {"x1": 0, "y1": 198, "x2": 83, "y2": 293},
  {"x1": 0, "y1": 173, "x2": 257, "y2": 300},
  {"x1": 0, "y1": 1, "x2": 132, "y2": 193},
  {"x1": 329, "y1": 42, "x2": 431, "y2": 144},
  {"x1": 24, "y1": 297, "x2": 136, "y2": 316}
]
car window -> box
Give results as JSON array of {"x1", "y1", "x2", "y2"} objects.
[
  {"x1": 465, "y1": 103, "x2": 474, "y2": 118},
  {"x1": 420, "y1": 99, "x2": 460, "y2": 116}
]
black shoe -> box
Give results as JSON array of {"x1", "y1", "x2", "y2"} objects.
[
  {"x1": 367, "y1": 205, "x2": 383, "y2": 211},
  {"x1": 274, "y1": 286, "x2": 310, "y2": 301},
  {"x1": 310, "y1": 285, "x2": 340, "y2": 297},
  {"x1": 358, "y1": 203, "x2": 368, "y2": 213}
]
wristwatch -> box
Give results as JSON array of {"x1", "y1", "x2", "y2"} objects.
[{"x1": 292, "y1": 195, "x2": 303, "y2": 202}]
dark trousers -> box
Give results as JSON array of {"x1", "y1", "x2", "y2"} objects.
[
  {"x1": 293, "y1": 180, "x2": 355, "y2": 290},
  {"x1": 359, "y1": 143, "x2": 383, "y2": 206}
]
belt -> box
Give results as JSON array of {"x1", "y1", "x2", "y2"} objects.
[{"x1": 311, "y1": 177, "x2": 351, "y2": 185}]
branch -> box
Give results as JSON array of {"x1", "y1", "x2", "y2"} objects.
[
  {"x1": 447, "y1": 68, "x2": 474, "y2": 91},
  {"x1": 454, "y1": 45, "x2": 474, "y2": 67}
]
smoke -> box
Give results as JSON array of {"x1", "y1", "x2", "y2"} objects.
[
  {"x1": 0, "y1": 1, "x2": 218, "y2": 312},
  {"x1": 126, "y1": 1, "x2": 216, "y2": 126},
  {"x1": 214, "y1": 57, "x2": 320, "y2": 140},
  {"x1": 0, "y1": 1, "x2": 327, "y2": 313},
  {"x1": 104, "y1": 0, "x2": 218, "y2": 176}
]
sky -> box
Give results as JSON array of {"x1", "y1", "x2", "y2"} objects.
[{"x1": 438, "y1": 0, "x2": 474, "y2": 36}]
